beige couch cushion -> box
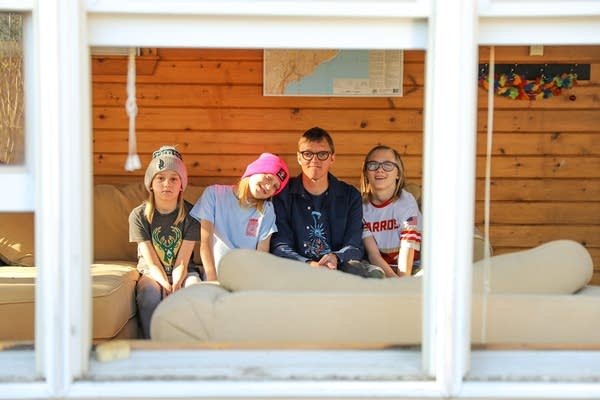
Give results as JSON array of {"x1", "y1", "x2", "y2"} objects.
[
  {"x1": 91, "y1": 262, "x2": 140, "y2": 340},
  {"x1": 94, "y1": 185, "x2": 140, "y2": 261},
  {"x1": 218, "y1": 250, "x2": 421, "y2": 293},
  {"x1": 471, "y1": 240, "x2": 592, "y2": 294},
  {"x1": 0, "y1": 213, "x2": 34, "y2": 267},
  {"x1": 0, "y1": 263, "x2": 139, "y2": 341},
  {"x1": 220, "y1": 240, "x2": 592, "y2": 295},
  {"x1": 94, "y1": 183, "x2": 204, "y2": 264},
  {"x1": 152, "y1": 240, "x2": 598, "y2": 345}
]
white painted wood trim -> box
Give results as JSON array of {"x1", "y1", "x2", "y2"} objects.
[
  {"x1": 422, "y1": 0, "x2": 478, "y2": 394},
  {"x1": 0, "y1": 0, "x2": 33, "y2": 11},
  {"x1": 479, "y1": 0, "x2": 600, "y2": 16},
  {"x1": 1, "y1": 1, "x2": 600, "y2": 398},
  {"x1": 87, "y1": 13, "x2": 428, "y2": 50},
  {"x1": 34, "y1": 0, "x2": 93, "y2": 391},
  {"x1": 85, "y1": 0, "x2": 431, "y2": 18}
]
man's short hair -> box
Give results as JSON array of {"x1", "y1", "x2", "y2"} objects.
[{"x1": 299, "y1": 126, "x2": 335, "y2": 154}]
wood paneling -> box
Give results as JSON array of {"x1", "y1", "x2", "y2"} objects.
[{"x1": 92, "y1": 47, "x2": 600, "y2": 276}]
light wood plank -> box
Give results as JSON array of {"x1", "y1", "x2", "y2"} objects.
[
  {"x1": 475, "y1": 179, "x2": 600, "y2": 201},
  {"x1": 92, "y1": 107, "x2": 425, "y2": 131},
  {"x1": 93, "y1": 130, "x2": 424, "y2": 155},
  {"x1": 490, "y1": 225, "x2": 600, "y2": 247},
  {"x1": 474, "y1": 202, "x2": 600, "y2": 224}
]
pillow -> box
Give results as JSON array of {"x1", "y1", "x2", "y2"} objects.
[
  {"x1": 0, "y1": 212, "x2": 35, "y2": 267},
  {"x1": 218, "y1": 249, "x2": 420, "y2": 293},
  {"x1": 94, "y1": 184, "x2": 141, "y2": 261},
  {"x1": 222, "y1": 240, "x2": 592, "y2": 296},
  {"x1": 95, "y1": 183, "x2": 205, "y2": 264},
  {"x1": 472, "y1": 240, "x2": 593, "y2": 294}
]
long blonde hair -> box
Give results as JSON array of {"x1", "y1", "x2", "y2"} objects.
[
  {"x1": 144, "y1": 192, "x2": 187, "y2": 225},
  {"x1": 235, "y1": 177, "x2": 268, "y2": 215},
  {"x1": 360, "y1": 144, "x2": 406, "y2": 203}
]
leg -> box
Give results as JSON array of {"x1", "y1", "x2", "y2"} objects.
[
  {"x1": 339, "y1": 260, "x2": 385, "y2": 279},
  {"x1": 184, "y1": 271, "x2": 202, "y2": 287},
  {"x1": 136, "y1": 274, "x2": 163, "y2": 339}
]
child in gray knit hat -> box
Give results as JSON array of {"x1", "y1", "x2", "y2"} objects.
[{"x1": 128, "y1": 146, "x2": 201, "y2": 339}]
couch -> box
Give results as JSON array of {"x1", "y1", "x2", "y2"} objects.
[
  {"x1": 150, "y1": 240, "x2": 599, "y2": 347},
  {"x1": 0, "y1": 181, "x2": 484, "y2": 343},
  {"x1": 0, "y1": 183, "x2": 204, "y2": 342}
]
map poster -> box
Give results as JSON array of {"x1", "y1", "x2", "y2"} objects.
[{"x1": 263, "y1": 49, "x2": 403, "y2": 97}]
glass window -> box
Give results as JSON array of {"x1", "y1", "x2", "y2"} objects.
[
  {"x1": 1, "y1": 1, "x2": 599, "y2": 398},
  {"x1": 0, "y1": 12, "x2": 24, "y2": 165}
]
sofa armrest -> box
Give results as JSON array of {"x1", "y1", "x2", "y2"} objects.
[
  {"x1": 150, "y1": 282, "x2": 229, "y2": 342},
  {"x1": 472, "y1": 240, "x2": 593, "y2": 294},
  {"x1": 218, "y1": 250, "x2": 420, "y2": 293}
]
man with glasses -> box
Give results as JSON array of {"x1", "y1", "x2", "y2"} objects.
[{"x1": 270, "y1": 126, "x2": 384, "y2": 278}]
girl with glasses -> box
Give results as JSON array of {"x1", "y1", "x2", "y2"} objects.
[
  {"x1": 360, "y1": 145, "x2": 422, "y2": 277},
  {"x1": 190, "y1": 153, "x2": 290, "y2": 281}
]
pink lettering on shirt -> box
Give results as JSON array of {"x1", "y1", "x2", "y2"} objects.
[{"x1": 246, "y1": 218, "x2": 259, "y2": 237}]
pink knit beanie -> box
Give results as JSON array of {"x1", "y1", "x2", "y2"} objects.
[{"x1": 242, "y1": 153, "x2": 290, "y2": 195}]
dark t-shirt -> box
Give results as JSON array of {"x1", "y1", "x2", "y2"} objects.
[{"x1": 128, "y1": 200, "x2": 199, "y2": 275}]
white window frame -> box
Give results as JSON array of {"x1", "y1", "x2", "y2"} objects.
[{"x1": 0, "y1": 0, "x2": 599, "y2": 398}]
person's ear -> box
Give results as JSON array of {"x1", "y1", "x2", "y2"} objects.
[{"x1": 330, "y1": 153, "x2": 336, "y2": 163}]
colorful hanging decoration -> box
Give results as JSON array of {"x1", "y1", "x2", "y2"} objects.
[{"x1": 479, "y1": 72, "x2": 577, "y2": 100}]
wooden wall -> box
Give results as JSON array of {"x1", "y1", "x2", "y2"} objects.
[{"x1": 92, "y1": 46, "x2": 600, "y2": 284}]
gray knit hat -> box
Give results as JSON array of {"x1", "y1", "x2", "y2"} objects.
[{"x1": 144, "y1": 146, "x2": 188, "y2": 192}]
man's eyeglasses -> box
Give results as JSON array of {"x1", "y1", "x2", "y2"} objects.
[
  {"x1": 299, "y1": 150, "x2": 331, "y2": 161},
  {"x1": 365, "y1": 161, "x2": 399, "y2": 172}
]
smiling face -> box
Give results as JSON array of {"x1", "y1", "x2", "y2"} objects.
[
  {"x1": 248, "y1": 173, "x2": 280, "y2": 199},
  {"x1": 151, "y1": 170, "x2": 182, "y2": 202},
  {"x1": 297, "y1": 138, "x2": 335, "y2": 182},
  {"x1": 365, "y1": 148, "x2": 400, "y2": 192}
]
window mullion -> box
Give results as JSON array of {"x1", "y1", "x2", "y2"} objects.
[
  {"x1": 422, "y1": 0, "x2": 478, "y2": 395},
  {"x1": 35, "y1": 0, "x2": 91, "y2": 394}
]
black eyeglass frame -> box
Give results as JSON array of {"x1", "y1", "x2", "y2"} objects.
[
  {"x1": 298, "y1": 150, "x2": 332, "y2": 161},
  {"x1": 365, "y1": 160, "x2": 399, "y2": 172}
]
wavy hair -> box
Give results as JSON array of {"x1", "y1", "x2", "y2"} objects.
[
  {"x1": 235, "y1": 177, "x2": 268, "y2": 215},
  {"x1": 360, "y1": 144, "x2": 406, "y2": 203},
  {"x1": 144, "y1": 191, "x2": 186, "y2": 225}
]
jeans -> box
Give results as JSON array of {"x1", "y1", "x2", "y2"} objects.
[
  {"x1": 339, "y1": 259, "x2": 384, "y2": 279},
  {"x1": 136, "y1": 271, "x2": 202, "y2": 339},
  {"x1": 136, "y1": 274, "x2": 164, "y2": 339}
]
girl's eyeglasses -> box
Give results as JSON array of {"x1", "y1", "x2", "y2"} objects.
[
  {"x1": 298, "y1": 151, "x2": 331, "y2": 161},
  {"x1": 365, "y1": 161, "x2": 399, "y2": 172}
]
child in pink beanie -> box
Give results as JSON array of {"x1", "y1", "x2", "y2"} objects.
[{"x1": 190, "y1": 153, "x2": 289, "y2": 280}]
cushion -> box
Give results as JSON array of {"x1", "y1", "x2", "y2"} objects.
[
  {"x1": 220, "y1": 240, "x2": 592, "y2": 295},
  {"x1": 472, "y1": 240, "x2": 592, "y2": 294},
  {"x1": 94, "y1": 183, "x2": 204, "y2": 264},
  {"x1": 0, "y1": 183, "x2": 204, "y2": 266},
  {"x1": 218, "y1": 249, "x2": 421, "y2": 293},
  {"x1": 0, "y1": 262, "x2": 139, "y2": 341},
  {"x1": 94, "y1": 185, "x2": 140, "y2": 261},
  {"x1": 0, "y1": 212, "x2": 34, "y2": 266}
]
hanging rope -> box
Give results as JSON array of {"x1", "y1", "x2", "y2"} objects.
[
  {"x1": 124, "y1": 47, "x2": 141, "y2": 171},
  {"x1": 480, "y1": 46, "x2": 495, "y2": 344}
]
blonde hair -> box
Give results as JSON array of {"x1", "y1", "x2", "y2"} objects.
[
  {"x1": 235, "y1": 177, "x2": 268, "y2": 215},
  {"x1": 360, "y1": 144, "x2": 406, "y2": 203},
  {"x1": 144, "y1": 191, "x2": 187, "y2": 225}
]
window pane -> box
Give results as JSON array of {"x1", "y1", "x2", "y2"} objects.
[
  {"x1": 471, "y1": 44, "x2": 600, "y2": 357},
  {"x1": 0, "y1": 12, "x2": 24, "y2": 165},
  {"x1": 89, "y1": 47, "x2": 428, "y2": 377},
  {"x1": 0, "y1": 211, "x2": 35, "y2": 348}
]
